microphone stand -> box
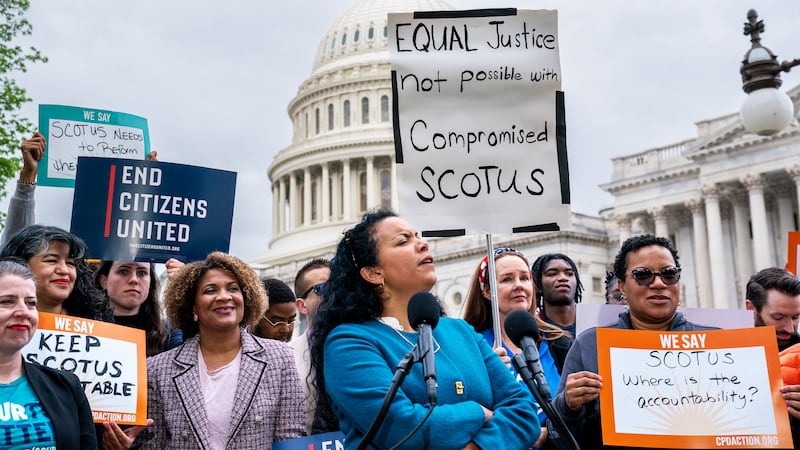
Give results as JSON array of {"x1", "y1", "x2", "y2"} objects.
[
  {"x1": 357, "y1": 349, "x2": 417, "y2": 450},
  {"x1": 512, "y1": 354, "x2": 580, "y2": 450}
]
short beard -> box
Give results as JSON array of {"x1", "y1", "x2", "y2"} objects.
[
  {"x1": 544, "y1": 294, "x2": 575, "y2": 307},
  {"x1": 755, "y1": 313, "x2": 794, "y2": 350}
]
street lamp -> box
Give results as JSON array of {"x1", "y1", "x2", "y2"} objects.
[{"x1": 740, "y1": 9, "x2": 800, "y2": 136}]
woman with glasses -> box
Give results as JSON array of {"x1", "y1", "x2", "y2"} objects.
[
  {"x1": 252, "y1": 278, "x2": 298, "y2": 342},
  {"x1": 552, "y1": 234, "x2": 717, "y2": 449}
]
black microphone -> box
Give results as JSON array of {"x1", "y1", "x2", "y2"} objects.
[
  {"x1": 505, "y1": 309, "x2": 551, "y2": 402},
  {"x1": 408, "y1": 292, "x2": 440, "y2": 406}
]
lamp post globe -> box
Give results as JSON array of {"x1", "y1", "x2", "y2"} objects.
[
  {"x1": 739, "y1": 9, "x2": 799, "y2": 135},
  {"x1": 740, "y1": 86, "x2": 794, "y2": 136}
]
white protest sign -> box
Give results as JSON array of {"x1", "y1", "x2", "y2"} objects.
[
  {"x1": 597, "y1": 327, "x2": 792, "y2": 449},
  {"x1": 38, "y1": 104, "x2": 151, "y2": 188},
  {"x1": 22, "y1": 313, "x2": 147, "y2": 425},
  {"x1": 389, "y1": 9, "x2": 570, "y2": 235}
]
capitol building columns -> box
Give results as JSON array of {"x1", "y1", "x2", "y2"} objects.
[
  {"x1": 365, "y1": 156, "x2": 375, "y2": 208},
  {"x1": 647, "y1": 206, "x2": 669, "y2": 239},
  {"x1": 277, "y1": 178, "x2": 286, "y2": 233},
  {"x1": 741, "y1": 174, "x2": 773, "y2": 271},
  {"x1": 270, "y1": 157, "x2": 382, "y2": 232},
  {"x1": 685, "y1": 198, "x2": 714, "y2": 308},
  {"x1": 321, "y1": 163, "x2": 331, "y2": 224},
  {"x1": 729, "y1": 191, "x2": 754, "y2": 297},
  {"x1": 790, "y1": 164, "x2": 800, "y2": 221},
  {"x1": 303, "y1": 167, "x2": 312, "y2": 226},
  {"x1": 342, "y1": 159, "x2": 352, "y2": 221},
  {"x1": 605, "y1": 165, "x2": 799, "y2": 309},
  {"x1": 615, "y1": 214, "x2": 632, "y2": 244},
  {"x1": 701, "y1": 184, "x2": 729, "y2": 310}
]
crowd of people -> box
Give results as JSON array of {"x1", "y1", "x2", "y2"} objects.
[{"x1": 3, "y1": 133, "x2": 800, "y2": 449}]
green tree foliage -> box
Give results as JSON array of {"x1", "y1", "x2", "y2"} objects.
[{"x1": 0, "y1": 0, "x2": 46, "y2": 225}]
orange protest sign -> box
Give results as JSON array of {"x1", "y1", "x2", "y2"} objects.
[
  {"x1": 22, "y1": 312, "x2": 147, "y2": 425},
  {"x1": 597, "y1": 327, "x2": 792, "y2": 449},
  {"x1": 787, "y1": 231, "x2": 800, "y2": 276}
]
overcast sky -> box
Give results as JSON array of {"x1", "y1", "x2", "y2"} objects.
[{"x1": 4, "y1": 0, "x2": 800, "y2": 262}]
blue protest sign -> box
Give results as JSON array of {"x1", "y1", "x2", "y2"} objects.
[
  {"x1": 70, "y1": 157, "x2": 236, "y2": 263},
  {"x1": 38, "y1": 104, "x2": 151, "y2": 188},
  {"x1": 272, "y1": 431, "x2": 345, "y2": 450}
]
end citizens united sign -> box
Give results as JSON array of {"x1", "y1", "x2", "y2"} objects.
[{"x1": 70, "y1": 157, "x2": 236, "y2": 263}]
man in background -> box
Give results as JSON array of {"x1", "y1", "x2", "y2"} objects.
[
  {"x1": 252, "y1": 278, "x2": 297, "y2": 343},
  {"x1": 293, "y1": 258, "x2": 330, "y2": 434},
  {"x1": 532, "y1": 253, "x2": 584, "y2": 336},
  {"x1": 746, "y1": 267, "x2": 800, "y2": 352}
]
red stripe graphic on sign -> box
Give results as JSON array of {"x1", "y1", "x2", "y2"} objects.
[{"x1": 103, "y1": 165, "x2": 116, "y2": 237}]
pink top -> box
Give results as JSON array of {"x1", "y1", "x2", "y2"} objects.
[{"x1": 198, "y1": 348, "x2": 242, "y2": 450}]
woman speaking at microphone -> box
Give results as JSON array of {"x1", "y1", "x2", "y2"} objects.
[{"x1": 310, "y1": 210, "x2": 539, "y2": 449}]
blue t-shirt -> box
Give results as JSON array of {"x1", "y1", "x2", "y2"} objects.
[
  {"x1": 480, "y1": 328, "x2": 562, "y2": 424},
  {"x1": 0, "y1": 375, "x2": 57, "y2": 450}
]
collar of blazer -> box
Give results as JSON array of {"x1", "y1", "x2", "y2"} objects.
[{"x1": 172, "y1": 328, "x2": 268, "y2": 368}]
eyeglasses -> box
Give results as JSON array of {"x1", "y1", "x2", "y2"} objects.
[
  {"x1": 263, "y1": 316, "x2": 297, "y2": 328},
  {"x1": 629, "y1": 266, "x2": 681, "y2": 286},
  {"x1": 300, "y1": 283, "x2": 325, "y2": 300}
]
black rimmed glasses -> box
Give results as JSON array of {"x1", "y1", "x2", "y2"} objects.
[
  {"x1": 263, "y1": 317, "x2": 298, "y2": 328},
  {"x1": 630, "y1": 266, "x2": 681, "y2": 287},
  {"x1": 300, "y1": 283, "x2": 325, "y2": 300}
]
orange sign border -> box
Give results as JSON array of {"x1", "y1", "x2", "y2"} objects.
[
  {"x1": 28, "y1": 312, "x2": 148, "y2": 425},
  {"x1": 787, "y1": 231, "x2": 800, "y2": 276},
  {"x1": 597, "y1": 327, "x2": 792, "y2": 449}
]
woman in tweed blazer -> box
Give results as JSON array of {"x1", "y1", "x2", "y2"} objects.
[{"x1": 134, "y1": 252, "x2": 305, "y2": 449}]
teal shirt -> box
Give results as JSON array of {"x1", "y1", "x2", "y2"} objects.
[
  {"x1": 324, "y1": 317, "x2": 540, "y2": 449},
  {"x1": 0, "y1": 375, "x2": 57, "y2": 449}
]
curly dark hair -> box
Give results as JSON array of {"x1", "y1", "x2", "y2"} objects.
[
  {"x1": 613, "y1": 234, "x2": 680, "y2": 282},
  {"x1": 309, "y1": 209, "x2": 397, "y2": 432},
  {"x1": 94, "y1": 261, "x2": 168, "y2": 356},
  {"x1": 531, "y1": 253, "x2": 584, "y2": 309},
  {"x1": 1, "y1": 225, "x2": 113, "y2": 321},
  {"x1": 164, "y1": 251, "x2": 267, "y2": 339}
]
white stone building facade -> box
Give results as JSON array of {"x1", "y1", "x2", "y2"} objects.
[
  {"x1": 601, "y1": 92, "x2": 800, "y2": 310},
  {"x1": 253, "y1": 0, "x2": 800, "y2": 317}
]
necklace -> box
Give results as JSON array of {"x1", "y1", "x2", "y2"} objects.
[{"x1": 378, "y1": 317, "x2": 440, "y2": 353}]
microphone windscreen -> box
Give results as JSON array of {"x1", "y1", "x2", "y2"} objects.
[
  {"x1": 504, "y1": 309, "x2": 540, "y2": 347},
  {"x1": 408, "y1": 292, "x2": 441, "y2": 330}
]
